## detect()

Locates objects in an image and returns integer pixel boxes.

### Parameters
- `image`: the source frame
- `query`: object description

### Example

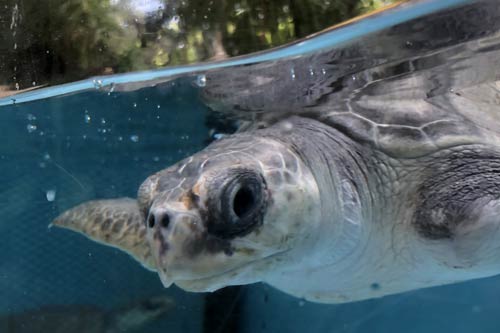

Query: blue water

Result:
[2,0,500,332]
[0,79,207,332]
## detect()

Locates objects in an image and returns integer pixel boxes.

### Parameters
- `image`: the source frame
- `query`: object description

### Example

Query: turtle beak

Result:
[146,201,206,288]
[145,197,268,292]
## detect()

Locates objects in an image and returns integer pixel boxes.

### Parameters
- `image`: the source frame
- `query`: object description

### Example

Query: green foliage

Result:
[0,0,400,91]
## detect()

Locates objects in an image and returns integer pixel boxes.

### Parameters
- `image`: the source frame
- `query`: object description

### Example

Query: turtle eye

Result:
[206,169,267,239]
[233,185,257,218]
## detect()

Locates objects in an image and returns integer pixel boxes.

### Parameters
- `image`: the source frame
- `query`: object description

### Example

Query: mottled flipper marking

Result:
[52,198,155,271]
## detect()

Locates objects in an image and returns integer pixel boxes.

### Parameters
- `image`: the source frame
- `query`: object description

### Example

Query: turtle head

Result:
[138,134,321,291]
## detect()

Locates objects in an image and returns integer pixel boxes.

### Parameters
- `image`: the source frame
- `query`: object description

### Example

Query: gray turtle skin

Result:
[53,1,500,303]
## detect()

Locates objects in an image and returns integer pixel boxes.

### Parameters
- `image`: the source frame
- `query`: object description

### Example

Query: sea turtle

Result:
[52,1,500,303]
[0,295,174,333]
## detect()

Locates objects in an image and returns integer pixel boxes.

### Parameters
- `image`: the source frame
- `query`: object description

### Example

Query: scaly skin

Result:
[53,116,500,303]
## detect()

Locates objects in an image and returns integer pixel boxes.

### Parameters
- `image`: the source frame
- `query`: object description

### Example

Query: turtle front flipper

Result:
[51,198,156,271]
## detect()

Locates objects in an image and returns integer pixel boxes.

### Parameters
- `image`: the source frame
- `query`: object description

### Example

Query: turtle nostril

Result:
[147,214,155,228]
[160,214,170,228]
[147,211,171,229]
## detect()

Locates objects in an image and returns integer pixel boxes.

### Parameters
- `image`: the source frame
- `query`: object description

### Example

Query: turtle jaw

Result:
[156,242,291,292]
[146,200,281,290]
[173,250,289,292]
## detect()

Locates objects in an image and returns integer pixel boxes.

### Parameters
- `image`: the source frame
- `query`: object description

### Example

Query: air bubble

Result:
[130,135,139,142]
[93,79,103,89]
[46,189,56,202]
[195,75,206,87]
[280,121,293,133]
[26,124,37,133]
[84,114,91,123]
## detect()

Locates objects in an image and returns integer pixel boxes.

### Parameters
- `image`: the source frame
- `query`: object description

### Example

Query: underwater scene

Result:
[2,0,500,332]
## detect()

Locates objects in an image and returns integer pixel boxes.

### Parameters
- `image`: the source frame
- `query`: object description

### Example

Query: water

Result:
[0,80,207,332]
[2,0,500,332]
